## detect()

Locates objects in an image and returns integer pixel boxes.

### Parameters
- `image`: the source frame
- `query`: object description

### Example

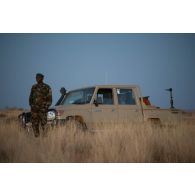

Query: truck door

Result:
[91,88,118,129]
[116,88,143,123]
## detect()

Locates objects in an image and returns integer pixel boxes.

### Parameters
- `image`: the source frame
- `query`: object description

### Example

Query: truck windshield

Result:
[63,87,95,105]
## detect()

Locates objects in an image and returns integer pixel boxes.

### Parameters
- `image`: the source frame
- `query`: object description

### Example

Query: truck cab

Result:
[55,85,145,129]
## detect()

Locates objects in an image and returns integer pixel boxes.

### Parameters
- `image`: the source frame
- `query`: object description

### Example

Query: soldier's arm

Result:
[46,87,52,108]
[29,86,34,106]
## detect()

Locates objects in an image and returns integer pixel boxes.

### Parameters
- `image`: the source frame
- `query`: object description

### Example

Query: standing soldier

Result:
[29,73,52,137]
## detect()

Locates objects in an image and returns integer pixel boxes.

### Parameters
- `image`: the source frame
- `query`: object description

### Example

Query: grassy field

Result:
[0,109,195,163]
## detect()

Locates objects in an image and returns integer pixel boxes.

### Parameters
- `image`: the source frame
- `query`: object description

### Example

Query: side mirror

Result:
[93,99,98,107]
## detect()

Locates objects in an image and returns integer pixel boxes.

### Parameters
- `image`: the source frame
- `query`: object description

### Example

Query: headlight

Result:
[47,110,56,120]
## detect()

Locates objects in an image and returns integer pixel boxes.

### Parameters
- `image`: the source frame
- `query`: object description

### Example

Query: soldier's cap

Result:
[36,73,44,78]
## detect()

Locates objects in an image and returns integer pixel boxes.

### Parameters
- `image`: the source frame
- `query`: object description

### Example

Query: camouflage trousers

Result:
[31,111,47,137]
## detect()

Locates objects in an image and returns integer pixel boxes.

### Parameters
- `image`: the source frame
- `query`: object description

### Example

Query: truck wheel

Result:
[64,117,87,131]
[147,118,162,128]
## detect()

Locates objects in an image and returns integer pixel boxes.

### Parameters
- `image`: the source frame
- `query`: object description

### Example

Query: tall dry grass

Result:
[0,109,195,163]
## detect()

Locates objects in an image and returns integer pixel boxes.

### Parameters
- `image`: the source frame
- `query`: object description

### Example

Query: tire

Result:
[59,117,87,131]
[147,118,162,128]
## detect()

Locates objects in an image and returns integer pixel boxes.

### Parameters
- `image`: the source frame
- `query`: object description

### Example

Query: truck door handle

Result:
[112,109,115,112]
[94,109,102,112]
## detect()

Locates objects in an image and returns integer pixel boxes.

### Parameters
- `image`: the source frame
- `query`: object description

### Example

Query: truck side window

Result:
[117,88,136,105]
[96,88,113,105]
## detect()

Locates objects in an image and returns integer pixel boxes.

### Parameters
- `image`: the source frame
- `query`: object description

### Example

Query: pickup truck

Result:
[55,85,195,130]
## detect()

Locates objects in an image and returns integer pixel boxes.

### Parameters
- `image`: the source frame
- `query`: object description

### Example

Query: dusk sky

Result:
[0,33,195,110]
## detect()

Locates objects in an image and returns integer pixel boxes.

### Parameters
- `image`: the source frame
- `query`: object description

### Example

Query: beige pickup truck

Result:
[55,85,195,130]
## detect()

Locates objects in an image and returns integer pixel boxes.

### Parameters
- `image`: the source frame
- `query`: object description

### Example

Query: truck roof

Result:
[69,84,140,92]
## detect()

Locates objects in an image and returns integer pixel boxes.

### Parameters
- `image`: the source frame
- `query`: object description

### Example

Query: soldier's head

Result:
[36,73,44,83]
[60,87,66,95]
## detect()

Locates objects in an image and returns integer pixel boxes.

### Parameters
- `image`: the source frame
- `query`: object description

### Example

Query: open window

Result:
[117,88,136,105]
[96,88,114,105]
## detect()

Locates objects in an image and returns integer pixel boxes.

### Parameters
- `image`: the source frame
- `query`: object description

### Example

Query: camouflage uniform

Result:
[29,81,52,137]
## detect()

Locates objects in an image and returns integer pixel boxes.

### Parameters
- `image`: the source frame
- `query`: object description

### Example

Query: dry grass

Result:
[0,109,195,163]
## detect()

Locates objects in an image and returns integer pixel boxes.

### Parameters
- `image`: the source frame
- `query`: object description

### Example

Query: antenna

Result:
[105,72,108,84]
[165,88,175,109]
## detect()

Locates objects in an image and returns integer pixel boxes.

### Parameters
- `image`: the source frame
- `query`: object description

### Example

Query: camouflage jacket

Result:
[29,82,52,112]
